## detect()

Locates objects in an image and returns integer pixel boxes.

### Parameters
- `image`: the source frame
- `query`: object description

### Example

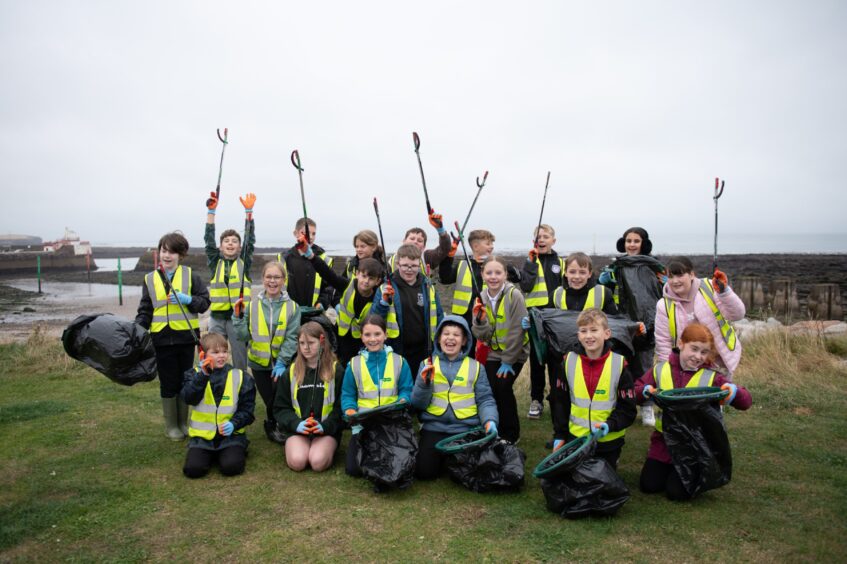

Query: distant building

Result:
[0,233,42,250]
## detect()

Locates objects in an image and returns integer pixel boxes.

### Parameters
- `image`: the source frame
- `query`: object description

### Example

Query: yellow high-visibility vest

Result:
[564,351,626,442]
[290,360,337,421]
[209,259,251,312]
[188,369,246,440]
[246,298,299,367]
[665,278,737,351]
[525,256,564,307]
[144,266,199,333]
[350,352,402,409]
[552,285,607,311]
[278,251,334,307]
[652,361,715,433]
[337,280,373,338]
[484,286,529,351]
[426,356,480,419]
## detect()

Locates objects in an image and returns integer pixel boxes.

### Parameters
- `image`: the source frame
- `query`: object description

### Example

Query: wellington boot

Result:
[177,399,190,435]
[162,397,185,440]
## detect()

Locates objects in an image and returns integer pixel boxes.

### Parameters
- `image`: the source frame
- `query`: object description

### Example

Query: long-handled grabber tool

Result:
[533,171,551,248]
[412,132,434,215]
[713,177,725,272]
[215,128,228,200]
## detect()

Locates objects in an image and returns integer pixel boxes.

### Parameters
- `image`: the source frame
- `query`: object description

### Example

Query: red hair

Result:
[679,323,716,362]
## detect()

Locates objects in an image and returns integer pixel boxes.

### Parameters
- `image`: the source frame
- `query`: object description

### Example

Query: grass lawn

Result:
[1,329,846,562]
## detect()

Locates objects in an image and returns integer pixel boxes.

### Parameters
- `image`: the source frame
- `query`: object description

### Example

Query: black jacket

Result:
[519,252,564,309]
[181,363,256,450]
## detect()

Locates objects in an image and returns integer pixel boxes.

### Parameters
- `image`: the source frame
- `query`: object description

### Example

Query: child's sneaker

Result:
[641,405,656,426]
[527,400,543,420]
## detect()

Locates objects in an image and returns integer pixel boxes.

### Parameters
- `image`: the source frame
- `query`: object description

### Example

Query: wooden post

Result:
[117,257,123,306]
[808,283,843,320]
[770,278,799,318]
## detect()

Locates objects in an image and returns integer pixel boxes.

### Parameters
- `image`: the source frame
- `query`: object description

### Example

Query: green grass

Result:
[2,329,846,562]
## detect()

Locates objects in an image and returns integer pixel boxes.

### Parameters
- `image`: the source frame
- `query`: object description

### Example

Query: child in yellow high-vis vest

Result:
[341,315,414,477]
[471,256,529,444]
[280,217,335,309]
[204,191,256,370]
[232,261,300,445]
[550,309,636,469]
[135,232,210,441]
[519,224,565,422]
[181,333,256,478]
[274,322,345,472]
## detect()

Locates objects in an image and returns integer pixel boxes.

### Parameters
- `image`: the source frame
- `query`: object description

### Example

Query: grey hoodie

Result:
[411,315,499,434]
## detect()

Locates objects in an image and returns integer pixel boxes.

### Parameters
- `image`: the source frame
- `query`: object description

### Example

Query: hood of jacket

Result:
[433,315,472,359]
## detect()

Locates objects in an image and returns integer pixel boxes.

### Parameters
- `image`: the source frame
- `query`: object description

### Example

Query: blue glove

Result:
[598,270,612,285]
[721,383,738,405]
[642,385,656,399]
[520,316,530,330]
[553,439,564,451]
[484,420,497,435]
[296,420,310,434]
[271,358,286,380]
[592,422,609,438]
[300,244,314,259]
[496,363,514,378]
[169,291,192,305]
[219,421,234,436]
[351,424,363,435]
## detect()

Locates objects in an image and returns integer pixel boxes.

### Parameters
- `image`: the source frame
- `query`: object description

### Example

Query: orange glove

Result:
[305,416,319,433]
[428,211,443,230]
[381,282,395,305]
[239,192,256,210]
[233,297,244,318]
[295,232,309,254]
[420,357,435,383]
[636,322,645,336]
[205,191,218,211]
[448,235,459,258]
[712,268,728,293]
[528,248,539,262]
[345,408,357,419]
[472,298,486,323]
[198,351,213,374]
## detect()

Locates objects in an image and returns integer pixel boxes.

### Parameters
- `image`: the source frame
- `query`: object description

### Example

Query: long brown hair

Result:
[293,322,337,385]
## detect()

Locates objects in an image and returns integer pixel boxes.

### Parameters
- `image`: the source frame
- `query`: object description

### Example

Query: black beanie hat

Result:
[616,227,652,255]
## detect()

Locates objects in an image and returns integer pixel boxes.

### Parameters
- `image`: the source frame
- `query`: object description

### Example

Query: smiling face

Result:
[668,271,697,297]
[482,260,507,293]
[220,235,242,260]
[534,228,556,254]
[397,257,420,285]
[263,265,285,297]
[361,323,386,352]
[403,232,426,251]
[158,246,181,272]
[679,340,713,371]
[470,239,494,260]
[438,324,467,360]
[624,231,643,256]
[565,260,591,290]
[354,238,377,260]
[355,271,380,296]
[577,321,611,358]
[206,346,229,369]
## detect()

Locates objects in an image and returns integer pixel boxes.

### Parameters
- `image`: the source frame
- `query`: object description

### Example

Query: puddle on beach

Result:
[4,279,141,301]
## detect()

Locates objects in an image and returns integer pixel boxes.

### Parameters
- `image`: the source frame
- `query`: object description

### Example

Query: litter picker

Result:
[454,220,482,300]
[459,170,488,237]
[713,177,725,272]
[291,150,309,238]
[372,197,393,281]
[533,171,551,248]
[215,128,228,200]
[412,132,434,215]
[156,265,202,353]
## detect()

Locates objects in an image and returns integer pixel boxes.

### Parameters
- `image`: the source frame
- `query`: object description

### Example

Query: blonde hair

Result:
[262,261,286,280]
[468,229,495,245]
[565,252,593,272]
[576,309,609,330]
[200,332,228,353]
[533,224,555,238]
[293,322,338,385]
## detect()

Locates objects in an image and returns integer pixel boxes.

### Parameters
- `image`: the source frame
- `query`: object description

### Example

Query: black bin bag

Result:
[62,314,157,386]
[653,387,732,498]
[436,428,525,493]
[529,309,641,363]
[355,406,418,492]
[614,254,664,332]
[534,435,630,518]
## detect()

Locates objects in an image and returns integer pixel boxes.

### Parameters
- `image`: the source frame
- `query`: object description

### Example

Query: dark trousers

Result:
[529,340,563,411]
[416,430,453,480]
[183,446,246,479]
[639,458,690,500]
[155,344,195,398]
[252,368,277,422]
[485,359,524,443]
[345,433,362,477]
[403,345,430,382]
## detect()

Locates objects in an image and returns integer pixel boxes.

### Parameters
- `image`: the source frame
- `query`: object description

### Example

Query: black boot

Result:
[264,420,287,444]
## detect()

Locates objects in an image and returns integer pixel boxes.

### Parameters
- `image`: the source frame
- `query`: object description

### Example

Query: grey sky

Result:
[2,1,845,253]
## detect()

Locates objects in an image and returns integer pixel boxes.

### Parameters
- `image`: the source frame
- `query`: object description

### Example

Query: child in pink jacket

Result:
[654,256,745,376]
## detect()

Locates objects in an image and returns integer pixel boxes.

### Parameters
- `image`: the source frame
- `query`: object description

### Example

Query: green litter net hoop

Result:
[434,427,497,454]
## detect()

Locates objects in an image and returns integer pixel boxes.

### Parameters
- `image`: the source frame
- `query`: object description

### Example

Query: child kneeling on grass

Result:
[635,323,751,500]
[411,315,498,480]
[550,309,636,469]
[181,333,256,478]
[273,322,345,472]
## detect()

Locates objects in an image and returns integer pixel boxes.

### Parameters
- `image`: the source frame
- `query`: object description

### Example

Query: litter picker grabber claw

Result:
[454,220,482,300]
[156,266,202,352]
[458,170,488,237]
[412,132,434,215]
[534,171,551,248]
[372,197,393,284]
[215,128,228,201]
[713,177,725,272]
[291,150,309,239]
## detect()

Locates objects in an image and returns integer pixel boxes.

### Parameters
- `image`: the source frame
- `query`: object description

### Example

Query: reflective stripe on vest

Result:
[278,252,333,307]
[653,361,715,433]
[485,286,529,351]
[247,299,297,367]
[665,278,737,351]
[425,356,480,419]
[565,351,626,442]
[525,256,564,307]
[552,285,605,310]
[145,266,199,333]
[290,360,337,420]
[337,280,373,338]
[209,259,251,311]
[451,261,475,315]
[384,283,438,342]
[350,352,401,408]
[188,369,246,440]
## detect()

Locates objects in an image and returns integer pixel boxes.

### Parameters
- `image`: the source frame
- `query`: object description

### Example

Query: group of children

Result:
[134,191,751,502]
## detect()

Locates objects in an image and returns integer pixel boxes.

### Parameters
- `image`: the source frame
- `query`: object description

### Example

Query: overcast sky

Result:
[2,1,845,254]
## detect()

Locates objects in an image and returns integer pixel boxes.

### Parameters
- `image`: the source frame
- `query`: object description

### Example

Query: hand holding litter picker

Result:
[420,357,435,384]
[713,177,725,272]
[412,132,434,215]
[215,128,228,201]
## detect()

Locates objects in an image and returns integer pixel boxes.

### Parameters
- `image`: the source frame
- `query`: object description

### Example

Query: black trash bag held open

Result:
[356,407,418,492]
[441,429,526,493]
[529,309,640,363]
[614,255,664,331]
[653,388,733,498]
[62,314,157,386]
[537,435,630,518]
